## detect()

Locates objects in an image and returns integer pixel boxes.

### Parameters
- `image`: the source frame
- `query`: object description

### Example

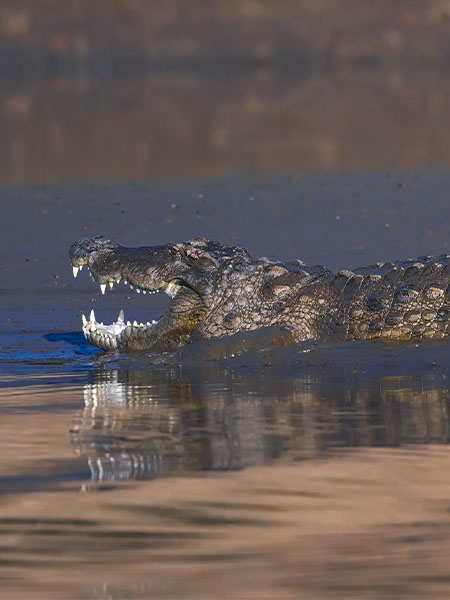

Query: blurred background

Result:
[2,0,450,184]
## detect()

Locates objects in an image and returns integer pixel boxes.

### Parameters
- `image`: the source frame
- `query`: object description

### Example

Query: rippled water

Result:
[2,335,450,599]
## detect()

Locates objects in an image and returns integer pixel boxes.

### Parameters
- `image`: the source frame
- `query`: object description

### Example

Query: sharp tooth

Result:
[73,266,79,278]
[91,321,97,332]
[79,265,83,272]
[130,285,134,290]
[136,289,140,294]
[100,284,106,295]
[82,314,87,326]
[117,309,124,323]
[133,320,138,327]
[152,319,157,324]
[90,309,96,323]
[139,322,144,327]
[146,321,151,326]
[116,279,120,284]
[108,281,114,289]
[126,321,131,326]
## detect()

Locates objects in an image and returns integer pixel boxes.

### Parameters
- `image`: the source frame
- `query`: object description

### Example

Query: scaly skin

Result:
[69,236,450,351]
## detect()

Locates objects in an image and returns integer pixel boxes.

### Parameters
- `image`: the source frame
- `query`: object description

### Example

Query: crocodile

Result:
[69,236,450,352]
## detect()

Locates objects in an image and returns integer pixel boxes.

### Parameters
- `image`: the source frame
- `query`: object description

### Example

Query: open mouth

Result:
[72,264,168,349]
[70,248,205,351]
[69,236,227,351]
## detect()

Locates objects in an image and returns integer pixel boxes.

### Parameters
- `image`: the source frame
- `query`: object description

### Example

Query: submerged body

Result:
[69,237,450,352]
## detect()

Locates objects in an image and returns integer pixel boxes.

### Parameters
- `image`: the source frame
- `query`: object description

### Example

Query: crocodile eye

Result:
[193,254,218,272]
[184,249,218,272]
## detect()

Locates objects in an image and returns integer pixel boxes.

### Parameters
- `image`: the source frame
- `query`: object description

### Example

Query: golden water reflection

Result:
[73,368,450,482]
[3,368,450,599]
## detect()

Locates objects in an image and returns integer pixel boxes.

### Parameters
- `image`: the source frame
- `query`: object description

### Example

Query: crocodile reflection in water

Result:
[72,368,450,482]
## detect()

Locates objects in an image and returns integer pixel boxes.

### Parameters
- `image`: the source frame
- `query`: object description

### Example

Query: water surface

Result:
[2,173,450,599]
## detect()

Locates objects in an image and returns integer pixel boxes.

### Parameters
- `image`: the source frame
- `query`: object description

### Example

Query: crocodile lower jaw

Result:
[81,309,159,350]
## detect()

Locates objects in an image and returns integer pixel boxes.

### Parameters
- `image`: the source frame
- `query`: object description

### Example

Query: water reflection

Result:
[73,367,450,482]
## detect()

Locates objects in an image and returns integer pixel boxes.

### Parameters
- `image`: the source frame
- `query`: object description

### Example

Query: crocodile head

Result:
[70,236,267,352]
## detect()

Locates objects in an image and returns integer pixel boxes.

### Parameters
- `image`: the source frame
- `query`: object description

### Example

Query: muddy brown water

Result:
[2,172,450,599]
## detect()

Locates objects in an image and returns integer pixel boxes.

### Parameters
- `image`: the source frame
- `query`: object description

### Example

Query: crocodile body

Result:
[69,236,450,352]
